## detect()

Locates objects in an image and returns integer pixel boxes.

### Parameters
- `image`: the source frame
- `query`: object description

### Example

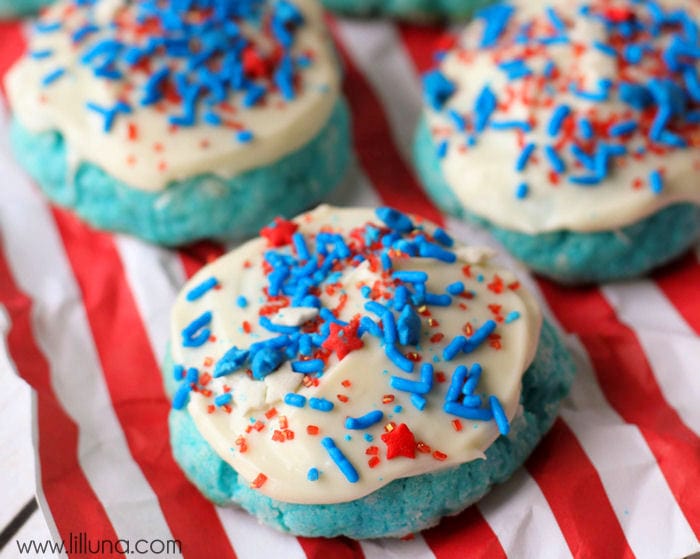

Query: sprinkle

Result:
[381,423,416,459]
[649,170,664,194]
[41,67,66,86]
[182,311,212,348]
[237,130,254,143]
[515,143,536,171]
[385,344,415,373]
[186,277,219,301]
[309,397,334,412]
[505,311,521,323]
[215,393,233,407]
[345,410,384,430]
[544,145,566,174]
[251,347,283,379]
[291,359,324,373]
[433,228,454,247]
[515,182,529,199]
[423,71,456,111]
[443,401,494,421]
[321,437,359,483]
[236,296,248,308]
[443,335,467,361]
[464,320,497,353]
[445,365,469,403]
[284,393,307,408]
[172,382,191,410]
[251,473,268,489]
[307,468,319,481]
[489,395,510,435]
[547,105,570,136]
[392,270,428,284]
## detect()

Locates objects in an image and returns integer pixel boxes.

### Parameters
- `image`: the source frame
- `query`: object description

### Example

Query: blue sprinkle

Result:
[445,365,468,403]
[42,67,66,86]
[186,277,219,301]
[422,70,456,111]
[392,270,428,284]
[544,145,566,174]
[259,315,299,334]
[436,140,449,159]
[464,320,497,353]
[236,295,248,308]
[608,120,638,137]
[446,281,465,295]
[394,405,403,413]
[433,228,454,247]
[477,4,515,48]
[30,49,53,59]
[291,359,325,374]
[345,410,384,430]
[215,392,233,407]
[251,347,283,379]
[385,344,414,373]
[505,311,521,323]
[237,130,254,143]
[283,392,306,408]
[214,346,249,378]
[424,293,452,306]
[182,311,212,347]
[443,401,494,421]
[307,468,319,482]
[186,367,199,383]
[649,170,664,195]
[515,182,529,199]
[593,40,618,57]
[491,120,532,132]
[474,85,497,132]
[397,305,421,346]
[418,242,456,263]
[309,397,334,412]
[410,394,427,411]
[548,105,570,137]
[380,251,393,271]
[515,143,536,172]
[375,207,414,233]
[173,364,185,382]
[545,6,567,33]
[489,395,510,435]
[321,437,359,483]
[443,335,467,361]
[172,382,191,410]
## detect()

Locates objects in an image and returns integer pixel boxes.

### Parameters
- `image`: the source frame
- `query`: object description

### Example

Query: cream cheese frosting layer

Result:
[5,0,339,192]
[169,205,542,505]
[422,0,700,234]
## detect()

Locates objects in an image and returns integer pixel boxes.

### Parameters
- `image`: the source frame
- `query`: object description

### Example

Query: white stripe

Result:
[334,19,423,165]
[0,105,175,544]
[114,235,186,364]
[214,507,306,559]
[527,283,699,559]
[361,534,436,559]
[477,469,572,559]
[602,282,700,437]
[560,340,699,559]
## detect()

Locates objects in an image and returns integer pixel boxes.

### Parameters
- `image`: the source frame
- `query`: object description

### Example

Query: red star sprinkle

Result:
[260,217,299,247]
[322,317,364,361]
[381,423,416,460]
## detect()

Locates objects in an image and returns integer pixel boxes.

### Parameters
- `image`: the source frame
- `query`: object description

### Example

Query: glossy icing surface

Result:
[170,206,542,504]
[5,0,339,191]
[422,0,700,233]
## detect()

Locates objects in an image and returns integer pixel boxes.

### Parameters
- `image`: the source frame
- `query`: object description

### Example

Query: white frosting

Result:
[170,205,543,505]
[5,0,340,192]
[424,0,700,234]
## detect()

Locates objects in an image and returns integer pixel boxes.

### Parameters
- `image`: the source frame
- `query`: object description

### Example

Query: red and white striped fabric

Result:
[1,14,699,559]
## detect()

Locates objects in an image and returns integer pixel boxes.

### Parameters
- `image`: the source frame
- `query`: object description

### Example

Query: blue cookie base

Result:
[321,0,494,21]
[414,117,700,284]
[0,0,51,17]
[10,98,352,246]
[164,320,575,539]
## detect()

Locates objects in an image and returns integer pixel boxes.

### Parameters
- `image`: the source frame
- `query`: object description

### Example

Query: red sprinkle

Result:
[251,473,268,489]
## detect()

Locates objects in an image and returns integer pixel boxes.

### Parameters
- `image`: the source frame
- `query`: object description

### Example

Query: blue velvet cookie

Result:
[164,205,575,539]
[320,0,495,22]
[414,1,700,283]
[5,0,351,246]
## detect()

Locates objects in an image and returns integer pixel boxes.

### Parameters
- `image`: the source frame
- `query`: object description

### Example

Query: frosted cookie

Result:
[5,0,351,246]
[0,0,52,18]
[320,0,494,22]
[414,0,700,283]
[165,205,575,539]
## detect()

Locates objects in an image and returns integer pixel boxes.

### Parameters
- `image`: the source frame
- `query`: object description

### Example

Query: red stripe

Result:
[538,279,700,538]
[0,246,123,558]
[423,506,506,559]
[178,241,226,279]
[297,537,365,559]
[50,209,238,559]
[526,418,634,558]
[327,17,443,226]
[396,24,444,74]
[653,253,700,335]
[0,21,25,93]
